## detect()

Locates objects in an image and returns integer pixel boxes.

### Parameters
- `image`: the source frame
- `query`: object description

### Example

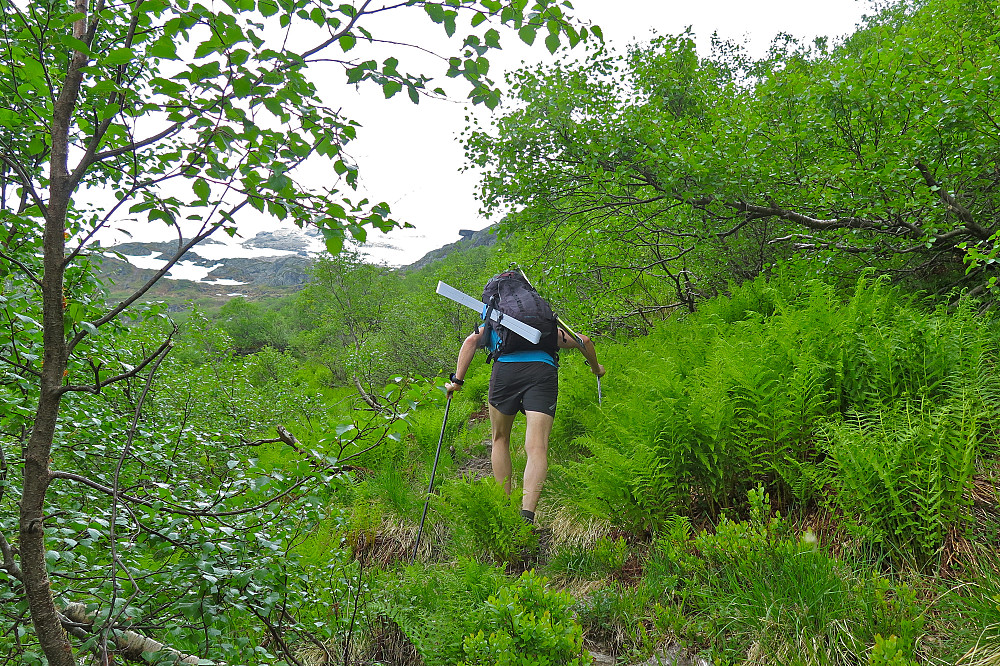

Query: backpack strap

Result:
[478,294,503,364]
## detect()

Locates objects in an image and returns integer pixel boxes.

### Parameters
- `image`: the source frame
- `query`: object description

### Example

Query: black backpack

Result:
[479,271,558,362]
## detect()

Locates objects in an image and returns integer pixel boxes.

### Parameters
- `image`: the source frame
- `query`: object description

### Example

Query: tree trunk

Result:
[19,2,89,663]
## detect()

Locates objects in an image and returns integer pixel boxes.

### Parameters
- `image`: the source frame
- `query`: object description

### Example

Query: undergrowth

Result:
[298,271,1000,666]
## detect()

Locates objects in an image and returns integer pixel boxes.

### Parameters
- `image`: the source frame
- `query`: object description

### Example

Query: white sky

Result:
[107,0,874,271]
[348,0,873,266]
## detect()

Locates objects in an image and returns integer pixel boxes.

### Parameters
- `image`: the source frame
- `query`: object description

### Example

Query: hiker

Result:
[443,272,605,524]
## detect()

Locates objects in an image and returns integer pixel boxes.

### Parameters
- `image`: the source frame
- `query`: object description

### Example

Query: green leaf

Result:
[265,172,290,190]
[99,103,121,122]
[382,80,403,98]
[193,177,210,201]
[0,109,19,128]
[518,26,537,45]
[348,224,367,243]
[322,228,344,255]
[14,312,40,329]
[104,47,135,66]
[148,38,178,60]
[544,33,560,54]
[339,33,356,51]
[424,2,445,23]
[59,34,91,55]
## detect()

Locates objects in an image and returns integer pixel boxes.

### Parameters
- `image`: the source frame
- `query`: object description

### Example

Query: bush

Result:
[869,635,919,666]
[459,570,593,666]
[683,489,925,665]
[372,559,510,666]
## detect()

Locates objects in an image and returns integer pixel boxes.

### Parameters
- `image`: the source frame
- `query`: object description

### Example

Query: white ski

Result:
[436,281,542,344]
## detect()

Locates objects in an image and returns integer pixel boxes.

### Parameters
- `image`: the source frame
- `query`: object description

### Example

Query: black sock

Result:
[520,509,535,524]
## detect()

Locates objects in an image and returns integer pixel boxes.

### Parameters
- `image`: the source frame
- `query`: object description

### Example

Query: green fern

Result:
[823,402,977,567]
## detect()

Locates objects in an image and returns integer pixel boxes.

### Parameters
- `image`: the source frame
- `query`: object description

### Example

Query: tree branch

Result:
[732,201,885,231]
[48,468,314,518]
[914,159,992,239]
[62,603,207,665]
[0,531,22,582]
[61,330,175,394]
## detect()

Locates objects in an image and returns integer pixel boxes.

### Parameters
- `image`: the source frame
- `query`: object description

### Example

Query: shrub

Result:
[869,634,919,666]
[372,559,509,666]
[459,570,593,666]
[573,582,652,659]
[685,489,924,664]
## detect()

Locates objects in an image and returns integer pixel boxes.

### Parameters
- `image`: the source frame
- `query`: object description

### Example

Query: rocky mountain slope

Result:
[95,226,495,310]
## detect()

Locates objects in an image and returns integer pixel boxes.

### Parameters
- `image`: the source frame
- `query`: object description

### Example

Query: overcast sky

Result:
[340,0,874,265]
[114,0,875,274]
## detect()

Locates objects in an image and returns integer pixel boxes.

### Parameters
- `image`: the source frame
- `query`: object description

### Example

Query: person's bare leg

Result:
[522,410,554,514]
[489,405,516,494]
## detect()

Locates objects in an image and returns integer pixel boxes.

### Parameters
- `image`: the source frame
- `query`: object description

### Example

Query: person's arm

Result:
[557,329,605,377]
[445,328,481,393]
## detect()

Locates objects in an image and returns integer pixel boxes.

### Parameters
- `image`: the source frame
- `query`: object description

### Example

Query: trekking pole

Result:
[412,390,453,563]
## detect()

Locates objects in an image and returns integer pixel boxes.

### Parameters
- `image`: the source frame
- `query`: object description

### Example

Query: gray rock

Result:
[205,255,312,287]
[242,229,317,255]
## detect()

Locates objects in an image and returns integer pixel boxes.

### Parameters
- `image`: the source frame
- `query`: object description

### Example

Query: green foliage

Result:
[459,570,593,666]
[283,247,503,391]
[869,635,919,666]
[218,297,289,354]
[547,535,629,581]
[573,582,655,659]
[939,553,1000,663]
[651,489,927,665]
[823,403,978,567]
[438,476,535,565]
[550,272,999,546]
[469,0,1000,326]
[373,559,510,666]
[2,0,596,655]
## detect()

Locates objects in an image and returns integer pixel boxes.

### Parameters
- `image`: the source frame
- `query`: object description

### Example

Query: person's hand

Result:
[445,380,464,394]
[592,363,606,378]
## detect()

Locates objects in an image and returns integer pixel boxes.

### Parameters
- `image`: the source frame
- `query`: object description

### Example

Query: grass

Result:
[274,273,1000,666]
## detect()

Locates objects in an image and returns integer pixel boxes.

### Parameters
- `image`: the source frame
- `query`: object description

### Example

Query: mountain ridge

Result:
[96,225,496,309]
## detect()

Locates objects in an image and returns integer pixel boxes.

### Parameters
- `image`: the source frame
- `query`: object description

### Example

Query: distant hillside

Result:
[95,225,495,311]
[400,226,496,272]
[95,232,316,312]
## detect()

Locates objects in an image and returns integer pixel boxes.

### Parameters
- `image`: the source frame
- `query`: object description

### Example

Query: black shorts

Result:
[489,361,558,417]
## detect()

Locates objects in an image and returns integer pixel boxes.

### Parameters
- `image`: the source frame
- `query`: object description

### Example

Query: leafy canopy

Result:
[467,0,1000,327]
